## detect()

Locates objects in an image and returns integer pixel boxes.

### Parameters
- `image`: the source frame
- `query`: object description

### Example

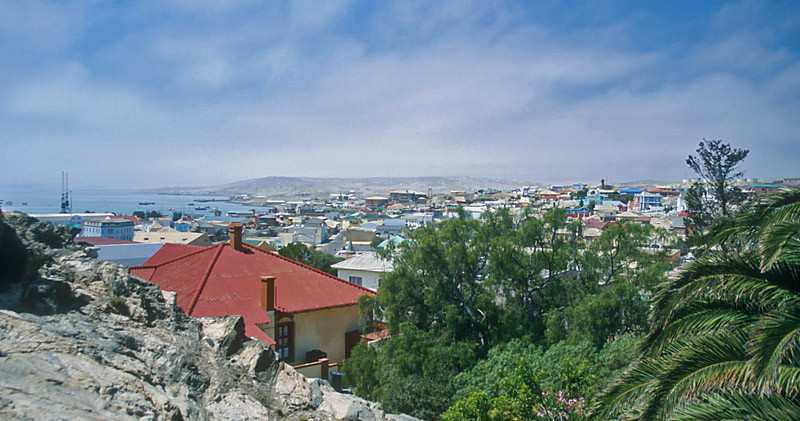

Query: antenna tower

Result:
[60,171,72,214]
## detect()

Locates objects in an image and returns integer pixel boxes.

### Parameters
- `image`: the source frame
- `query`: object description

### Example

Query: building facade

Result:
[81,219,135,240]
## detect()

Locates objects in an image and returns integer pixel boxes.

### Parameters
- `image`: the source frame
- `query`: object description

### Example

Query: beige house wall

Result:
[291,305,361,365]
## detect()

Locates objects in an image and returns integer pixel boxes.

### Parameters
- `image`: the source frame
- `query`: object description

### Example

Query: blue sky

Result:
[2,0,799,189]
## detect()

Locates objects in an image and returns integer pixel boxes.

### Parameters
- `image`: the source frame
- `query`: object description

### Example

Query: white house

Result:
[331,252,394,291]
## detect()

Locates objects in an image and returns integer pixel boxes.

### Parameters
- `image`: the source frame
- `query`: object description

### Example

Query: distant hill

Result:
[145,176,532,198]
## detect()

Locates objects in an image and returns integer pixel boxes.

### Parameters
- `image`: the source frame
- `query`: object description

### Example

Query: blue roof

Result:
[620,188,643,194]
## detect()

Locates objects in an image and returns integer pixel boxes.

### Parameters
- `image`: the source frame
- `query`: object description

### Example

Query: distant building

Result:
[747,184,780,195]
[782,177,800,186]
[30,213,114,227]
[134,229,212,246]
[81,219,135,241]
[365,197,389,209]
[630,192,663,212]
[389,191,425,204]
[74,237,162,266]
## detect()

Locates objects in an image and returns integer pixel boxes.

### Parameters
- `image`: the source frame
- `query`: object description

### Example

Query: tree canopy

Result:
[685,139,749,236]
[344,207,677,418]
[277,242,342,275]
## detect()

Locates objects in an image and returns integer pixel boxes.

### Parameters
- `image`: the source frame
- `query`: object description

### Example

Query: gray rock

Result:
[0,212,414,420]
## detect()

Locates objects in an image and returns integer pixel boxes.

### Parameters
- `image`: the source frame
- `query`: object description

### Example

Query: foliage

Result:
[342,323,477,419]
[593,188,800,420]
[379,210,498,353]
[346,206,675,418]
[444,354,589,421]
[172,211,182,221]
[277,242,343,275]
[133,210,164,220]
[685,139,749,239]
[451,335,638,409]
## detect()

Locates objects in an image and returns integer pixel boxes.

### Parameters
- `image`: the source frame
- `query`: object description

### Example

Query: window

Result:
[349,276,362,286]
[276,322,294,362]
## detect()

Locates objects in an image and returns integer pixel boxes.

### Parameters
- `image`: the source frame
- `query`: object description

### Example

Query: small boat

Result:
[21,202,27,205]
[195,206,209,211]
[139,201,155,205]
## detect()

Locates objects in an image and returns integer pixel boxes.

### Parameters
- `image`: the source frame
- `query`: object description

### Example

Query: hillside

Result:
[0,212,411,420]
[145,176,530,198]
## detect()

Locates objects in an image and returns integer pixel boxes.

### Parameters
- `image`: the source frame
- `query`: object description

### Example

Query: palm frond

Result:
[760,222,800,272]
[670,391,800,421]
[750,308,800,382]
[590,356,666,419]
[642,306,755,356]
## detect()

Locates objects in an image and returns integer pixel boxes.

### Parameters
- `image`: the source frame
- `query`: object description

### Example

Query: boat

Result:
[139,202,155,205]
[195,206,209,211]
[6,201,12,205]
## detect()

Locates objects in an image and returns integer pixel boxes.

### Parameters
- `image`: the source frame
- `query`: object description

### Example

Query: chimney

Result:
[229,222,243,250]
[260,276,275,311]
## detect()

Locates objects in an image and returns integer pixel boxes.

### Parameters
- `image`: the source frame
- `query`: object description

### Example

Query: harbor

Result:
[0,186,273,217]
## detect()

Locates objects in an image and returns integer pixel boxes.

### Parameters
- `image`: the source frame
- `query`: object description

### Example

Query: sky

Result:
[1,0,799,189]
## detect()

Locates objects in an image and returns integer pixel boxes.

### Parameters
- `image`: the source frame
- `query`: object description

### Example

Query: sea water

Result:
[0,186,272,217]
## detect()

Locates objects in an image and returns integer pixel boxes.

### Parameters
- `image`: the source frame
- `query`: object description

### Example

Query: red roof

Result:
[144,243,206,266]
[109,215,142,223]
[582,219,609,230]
[74,236,137,246]
[131,242,374,345]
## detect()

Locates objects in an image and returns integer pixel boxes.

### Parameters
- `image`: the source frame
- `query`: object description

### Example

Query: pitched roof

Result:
[331,252,394,273]
[144,243,206,266]
[131,242,374,344]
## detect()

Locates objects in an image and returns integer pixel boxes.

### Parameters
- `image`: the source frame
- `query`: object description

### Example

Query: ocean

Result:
[0,186,273,217]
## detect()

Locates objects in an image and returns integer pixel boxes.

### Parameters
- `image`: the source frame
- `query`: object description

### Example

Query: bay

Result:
[0,186,273,217]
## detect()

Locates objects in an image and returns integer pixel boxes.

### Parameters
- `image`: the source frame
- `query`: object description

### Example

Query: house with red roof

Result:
[130,223,374,371]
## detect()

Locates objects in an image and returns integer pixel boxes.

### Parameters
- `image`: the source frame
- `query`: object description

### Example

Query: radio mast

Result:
[60,171,72,214]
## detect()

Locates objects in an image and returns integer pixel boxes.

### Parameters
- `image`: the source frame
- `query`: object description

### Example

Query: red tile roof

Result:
[582,219,609,230]
[130,242,374,345]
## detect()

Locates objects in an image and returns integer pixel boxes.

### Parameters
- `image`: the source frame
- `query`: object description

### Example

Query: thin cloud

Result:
[0,0,798,188]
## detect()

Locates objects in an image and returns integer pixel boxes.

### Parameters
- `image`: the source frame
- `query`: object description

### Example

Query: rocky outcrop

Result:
[0,212,403,420]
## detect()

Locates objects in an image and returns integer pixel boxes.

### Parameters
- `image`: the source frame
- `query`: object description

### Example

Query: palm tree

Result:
[592,188,800,420]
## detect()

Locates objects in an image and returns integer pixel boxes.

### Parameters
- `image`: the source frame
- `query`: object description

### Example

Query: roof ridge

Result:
[242,243,375,295]
[133,244,211,269]
[187,243,226,314]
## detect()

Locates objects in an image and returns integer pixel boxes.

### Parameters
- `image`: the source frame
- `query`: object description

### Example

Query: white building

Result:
[331,252,394,291]
[81,219,135,241]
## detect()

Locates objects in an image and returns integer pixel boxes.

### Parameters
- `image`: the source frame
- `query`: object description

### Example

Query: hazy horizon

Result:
[2,1,799,189]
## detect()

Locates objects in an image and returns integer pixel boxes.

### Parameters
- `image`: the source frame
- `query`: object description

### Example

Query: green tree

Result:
[685,139,749,236]
[547,221,675,347]
[277,242,342,275]
[343,323,477,419]
[379,210,498,353]
[593,188,800,419]
[346,207,675,419]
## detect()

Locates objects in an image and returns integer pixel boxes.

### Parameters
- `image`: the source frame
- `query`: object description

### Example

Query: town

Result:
[20,175,797,392]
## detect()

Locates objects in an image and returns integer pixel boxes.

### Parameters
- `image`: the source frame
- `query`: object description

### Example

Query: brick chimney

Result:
[229,222,243,250]
[260,275,275,311]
